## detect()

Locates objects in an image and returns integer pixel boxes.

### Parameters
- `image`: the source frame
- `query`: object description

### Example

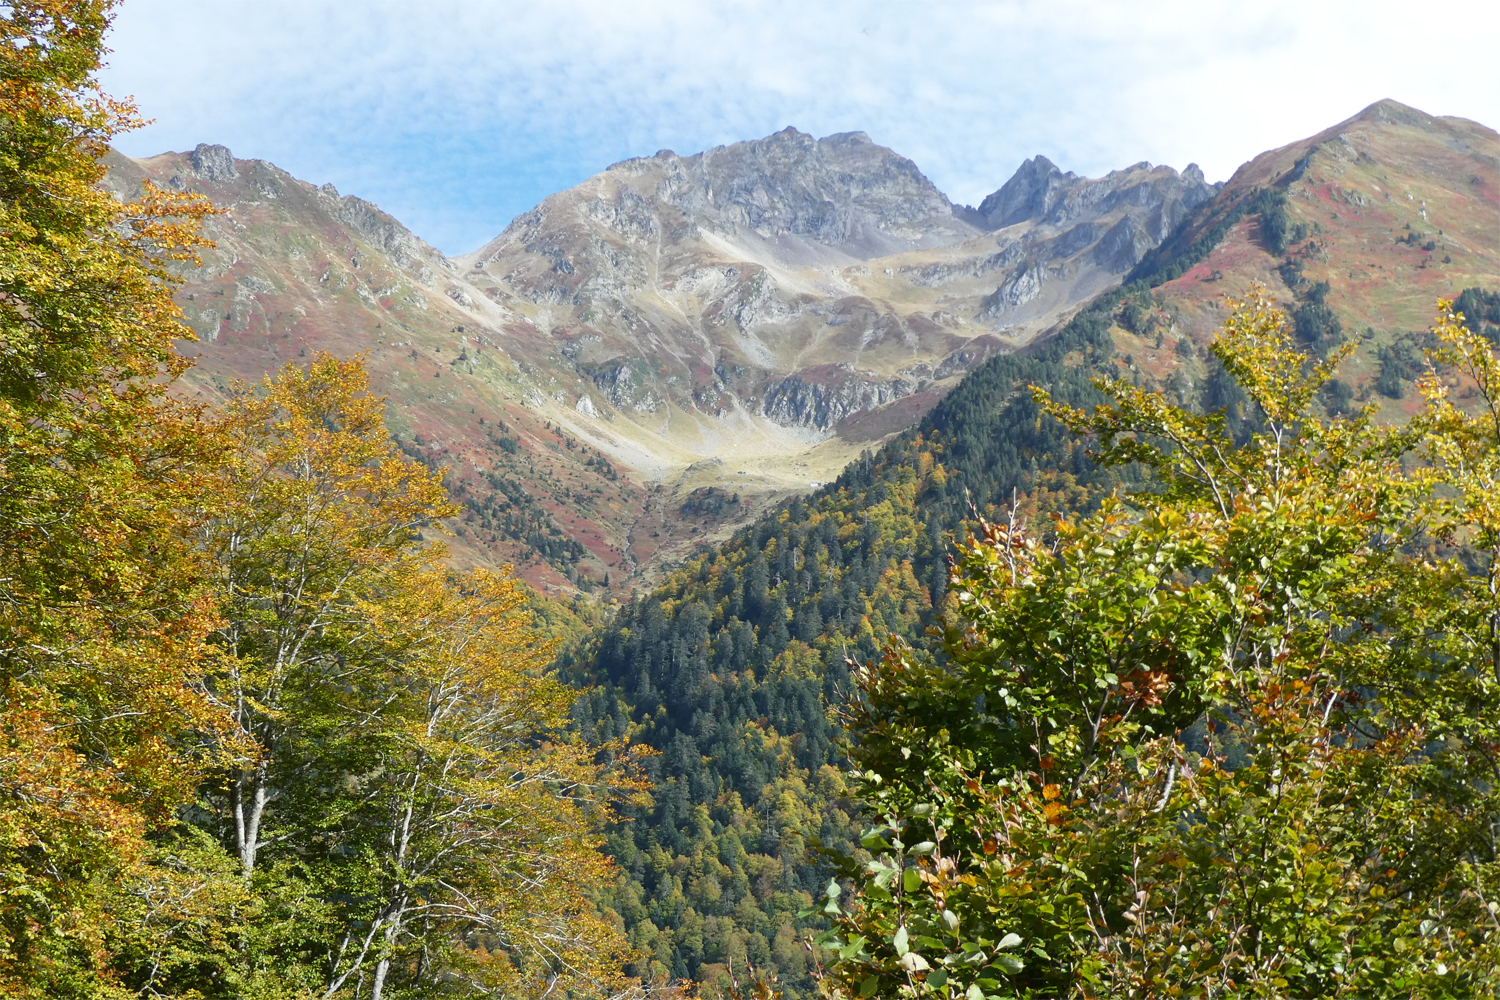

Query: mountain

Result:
[554,101,1498,997]
[460,128,1218,442]
[1120,99,1499,416]
[103,98,1498,999]
[109,130,1217,594]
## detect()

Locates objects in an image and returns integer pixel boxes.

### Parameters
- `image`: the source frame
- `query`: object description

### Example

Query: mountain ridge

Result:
[128,100,1495,599]
[122,127,1220,594]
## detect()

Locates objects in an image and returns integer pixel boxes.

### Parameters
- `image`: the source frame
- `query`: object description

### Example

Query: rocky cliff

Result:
[457,127,1218,443]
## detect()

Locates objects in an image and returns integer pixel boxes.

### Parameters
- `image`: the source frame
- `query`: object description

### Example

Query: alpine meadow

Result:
[2,2,1498,999]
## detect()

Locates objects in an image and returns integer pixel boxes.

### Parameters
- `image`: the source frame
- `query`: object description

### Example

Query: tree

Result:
[322,568,647,1000]
[200,353,454,881]
[821,290,1500,999]
[0,2,228,994]
[190,354,647,999]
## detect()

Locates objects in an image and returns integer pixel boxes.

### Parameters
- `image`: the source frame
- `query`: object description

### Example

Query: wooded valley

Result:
[3,3,1499,999]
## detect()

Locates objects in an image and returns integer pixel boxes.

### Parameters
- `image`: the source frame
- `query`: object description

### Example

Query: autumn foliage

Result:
[9,4,1500,1000]
[0,1,224,991]
[821,292,1500,998]
[0,4,644,998]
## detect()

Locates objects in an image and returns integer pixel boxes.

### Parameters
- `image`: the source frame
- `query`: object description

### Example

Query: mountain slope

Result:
[1120,99,1498,413]
[560,100,1498,996]
[104,146,658,596]
[116,132,1217,594]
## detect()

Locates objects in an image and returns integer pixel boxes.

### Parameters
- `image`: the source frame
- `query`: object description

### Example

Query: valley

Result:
[13,2,1500,995]
[549,100,1500,996]
[108,126,1221,594]
[103,100,1500,995]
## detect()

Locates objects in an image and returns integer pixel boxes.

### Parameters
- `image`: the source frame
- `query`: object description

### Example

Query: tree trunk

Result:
[370,896,406,1000]
[235,760,269,877]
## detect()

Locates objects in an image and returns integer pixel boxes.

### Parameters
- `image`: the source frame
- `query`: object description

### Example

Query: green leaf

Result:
[860,977,879,998]
[997,932,1022,951]
[894,925,910,957]
[996,954,1025,974]
[902,867,923,893]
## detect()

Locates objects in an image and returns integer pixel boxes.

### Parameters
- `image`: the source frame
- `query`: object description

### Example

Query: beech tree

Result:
[183,355,647,1000]
[0,2,230,994]
[323,568,646,1000]
[201,353,454,880]
[822,292,1500,999]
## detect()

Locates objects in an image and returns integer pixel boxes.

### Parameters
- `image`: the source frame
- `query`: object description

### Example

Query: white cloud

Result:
[99,0,1500,254]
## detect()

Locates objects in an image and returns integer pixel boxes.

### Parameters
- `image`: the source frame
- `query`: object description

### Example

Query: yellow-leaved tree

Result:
[333,567,646,1000]
[0,1,232,995]
[202,353,455,882]
[177,354,650,1000]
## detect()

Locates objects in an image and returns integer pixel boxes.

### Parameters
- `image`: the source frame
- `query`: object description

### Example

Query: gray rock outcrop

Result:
[189,143,238,181]
[761,365,915,430]
[967,156,1220,234]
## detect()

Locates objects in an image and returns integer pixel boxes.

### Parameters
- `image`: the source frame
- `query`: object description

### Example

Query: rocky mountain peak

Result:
[189,142,237,181]
[971,154,1072,229]
[594,127,976,259]
[679,126,974,255]
[1355,98,1440,130]
[968,154,1219,241]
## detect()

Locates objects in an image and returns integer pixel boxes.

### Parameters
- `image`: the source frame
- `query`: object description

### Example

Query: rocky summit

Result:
[459,127,1218,450]
[111,102,1496,595]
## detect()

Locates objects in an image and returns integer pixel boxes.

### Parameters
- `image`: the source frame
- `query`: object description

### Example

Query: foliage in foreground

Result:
[133,356,646,1000]
[0,3,646,997]
[0,1,224,991]
[820,293,1500,999]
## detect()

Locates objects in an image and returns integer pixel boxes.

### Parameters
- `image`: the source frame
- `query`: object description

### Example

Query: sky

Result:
[99,0,1500,257]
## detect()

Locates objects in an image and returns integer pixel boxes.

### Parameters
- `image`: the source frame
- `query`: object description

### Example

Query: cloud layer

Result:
[99,0,1500,255]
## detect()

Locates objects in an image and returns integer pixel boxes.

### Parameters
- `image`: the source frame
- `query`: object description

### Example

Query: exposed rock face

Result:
[761,364,916,430]
[1092,215,1153,271]
[322,191,449,283]
[970,155,1070,229]
[978,261,1047,319]
[452,130,1226,454]
[645,128,977,256]
[967,155,1218,237]
[189,143,237,181]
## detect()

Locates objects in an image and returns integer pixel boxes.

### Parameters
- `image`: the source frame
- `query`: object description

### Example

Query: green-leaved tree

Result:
[821,290,1500,999]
